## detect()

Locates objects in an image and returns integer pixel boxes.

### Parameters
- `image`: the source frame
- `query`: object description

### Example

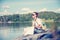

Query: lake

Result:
[0,22,60,40]
[0,23,32,40]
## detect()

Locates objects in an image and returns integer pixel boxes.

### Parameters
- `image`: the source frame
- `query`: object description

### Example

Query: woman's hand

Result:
[37,24,42,28]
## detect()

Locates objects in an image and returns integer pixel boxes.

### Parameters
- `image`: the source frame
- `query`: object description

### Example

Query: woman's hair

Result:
[33,12,38,17]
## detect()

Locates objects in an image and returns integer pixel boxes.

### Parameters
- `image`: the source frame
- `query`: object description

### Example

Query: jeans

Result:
[34,27,46,34]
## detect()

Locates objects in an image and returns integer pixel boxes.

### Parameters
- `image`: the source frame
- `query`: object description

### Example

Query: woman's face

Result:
[32,13,36,19]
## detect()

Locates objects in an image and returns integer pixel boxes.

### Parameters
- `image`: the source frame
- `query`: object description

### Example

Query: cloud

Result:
[21,8,35,14]
[55,8,60,12]
[52,8,60,13]
[0,8,60,16]
[39,8,60,13]
[2,5,10,9]
[0,10,13,16]
[0,12,4,16]
[58,8,60,11]
[21,8,31,11]
[40,8,47,12]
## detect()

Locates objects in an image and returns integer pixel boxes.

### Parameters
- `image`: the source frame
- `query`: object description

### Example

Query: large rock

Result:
[14,32,51,40]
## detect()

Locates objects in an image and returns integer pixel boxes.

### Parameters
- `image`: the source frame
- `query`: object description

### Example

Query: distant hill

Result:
[0,11,60,22]
[38,11,60,20]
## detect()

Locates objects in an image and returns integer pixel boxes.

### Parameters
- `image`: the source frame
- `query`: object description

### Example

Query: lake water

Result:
[0,27,24,40]
[0,22,60,40]
[0,23,31,40]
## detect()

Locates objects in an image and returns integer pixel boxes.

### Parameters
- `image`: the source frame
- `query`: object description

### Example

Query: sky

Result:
[0,0,60,15]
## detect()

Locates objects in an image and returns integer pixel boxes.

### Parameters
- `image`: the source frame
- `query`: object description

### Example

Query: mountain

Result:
[0,11,60,22]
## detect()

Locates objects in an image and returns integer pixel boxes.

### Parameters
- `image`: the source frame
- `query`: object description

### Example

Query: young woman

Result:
[32,12,46,34]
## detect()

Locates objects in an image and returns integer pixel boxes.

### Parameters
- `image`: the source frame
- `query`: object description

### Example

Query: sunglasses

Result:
[32,14,35,16]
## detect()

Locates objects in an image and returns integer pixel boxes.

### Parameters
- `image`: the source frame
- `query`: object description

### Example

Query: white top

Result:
[32,18,43,28]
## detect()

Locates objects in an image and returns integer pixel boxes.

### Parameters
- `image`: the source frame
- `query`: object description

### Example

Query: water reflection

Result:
[0,22,31,27]
[0,27,24,40]
[0,23,31,40]
[0,22,60,40]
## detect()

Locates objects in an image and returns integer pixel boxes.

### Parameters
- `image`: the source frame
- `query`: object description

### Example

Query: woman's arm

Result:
[32,21,34,27]
[37,19,46,30]
[36,19,43,28]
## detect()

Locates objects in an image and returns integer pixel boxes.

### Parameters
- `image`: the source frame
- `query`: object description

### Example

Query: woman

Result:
[32,12,46,34]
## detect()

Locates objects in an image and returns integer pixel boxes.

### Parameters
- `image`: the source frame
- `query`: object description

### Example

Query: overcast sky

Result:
[0,0,60,15]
